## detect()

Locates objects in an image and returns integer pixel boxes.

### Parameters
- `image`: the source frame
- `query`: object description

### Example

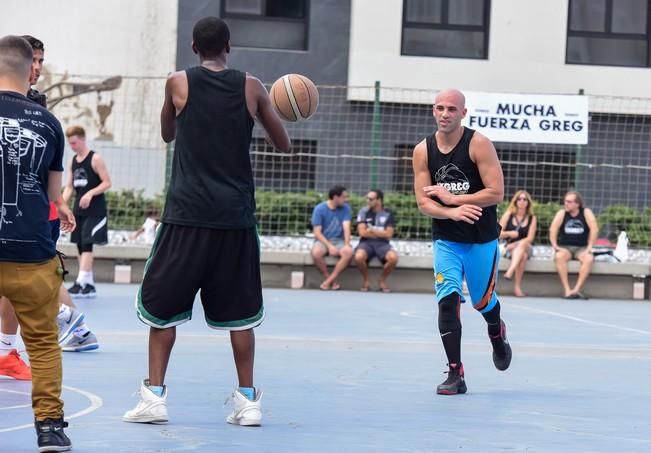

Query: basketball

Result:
[269,74,319,122]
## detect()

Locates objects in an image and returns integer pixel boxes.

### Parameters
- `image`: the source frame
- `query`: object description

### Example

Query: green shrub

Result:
[105,189,651,246]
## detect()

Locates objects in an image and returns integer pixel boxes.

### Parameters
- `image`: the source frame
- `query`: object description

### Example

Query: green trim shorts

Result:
[136,224,264,330]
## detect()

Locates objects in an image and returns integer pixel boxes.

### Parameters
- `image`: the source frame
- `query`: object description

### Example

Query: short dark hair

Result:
[0,35,33,79]
[370,188,384,202]
[21,35,44,51]
[328,185,347,199]
[192,17,230,57]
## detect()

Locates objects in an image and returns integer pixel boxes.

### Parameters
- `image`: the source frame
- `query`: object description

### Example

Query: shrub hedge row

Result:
[105,190,651,247]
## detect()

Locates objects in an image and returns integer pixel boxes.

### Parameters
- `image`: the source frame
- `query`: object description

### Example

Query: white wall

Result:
[1,0,178,77]
[349,0,651,102]
[1,1,178,195]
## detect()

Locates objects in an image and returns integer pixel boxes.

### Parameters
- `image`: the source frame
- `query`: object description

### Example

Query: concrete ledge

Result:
[57,243,650,300]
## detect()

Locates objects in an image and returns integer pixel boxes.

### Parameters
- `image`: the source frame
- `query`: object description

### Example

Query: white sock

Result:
[77,271,94,286]
[0,334,17,354]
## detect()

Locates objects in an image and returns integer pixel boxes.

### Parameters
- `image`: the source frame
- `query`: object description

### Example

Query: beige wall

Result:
[1,0,177,77]
[349,0,651,102]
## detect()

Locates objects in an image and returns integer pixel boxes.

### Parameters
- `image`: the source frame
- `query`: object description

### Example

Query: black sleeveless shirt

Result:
[71,151,107,217]
[504,214,532,244]
[426,127,499,243]
[558,208,590,246]
[162,67,255,229]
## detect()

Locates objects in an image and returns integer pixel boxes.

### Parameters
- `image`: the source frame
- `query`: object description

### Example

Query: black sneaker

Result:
[35,417,72,452]
[436,363,467,395]
[67,283,83,297]
[489,320,512,371]
[79,284,97,299]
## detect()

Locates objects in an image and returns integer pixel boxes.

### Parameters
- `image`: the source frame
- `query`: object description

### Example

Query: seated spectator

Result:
[310,185,353,290]
[548,190,599,299]
[130,208,160,244]
[354,189,399,293]
[499,190,537,297]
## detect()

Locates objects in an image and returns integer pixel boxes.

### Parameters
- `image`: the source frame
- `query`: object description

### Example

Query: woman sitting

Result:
[499,190,537,297]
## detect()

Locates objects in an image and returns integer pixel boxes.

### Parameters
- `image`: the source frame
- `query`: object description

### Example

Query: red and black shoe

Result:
[436,363,467,395]
[489,320,512,371]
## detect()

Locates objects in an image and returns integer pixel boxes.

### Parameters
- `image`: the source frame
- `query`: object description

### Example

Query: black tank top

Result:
[426,127,499,243]
[162,67,255,229]
[558,208,590,246]
[71,150,106,217]
[504,214,532,244]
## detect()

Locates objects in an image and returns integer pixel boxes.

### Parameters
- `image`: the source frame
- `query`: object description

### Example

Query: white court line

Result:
[512,304,651,335]
[0,389,31,410]
[0,385,103,433]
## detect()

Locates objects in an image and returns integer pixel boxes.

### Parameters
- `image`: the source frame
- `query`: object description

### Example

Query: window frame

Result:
[220,0,310,51]
[400,0,492,60]
[565,0,651,67]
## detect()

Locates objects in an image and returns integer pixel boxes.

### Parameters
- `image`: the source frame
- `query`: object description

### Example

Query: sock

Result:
[239,386,255,400]
[148,385,164,397]
[0,334,16,354]
[441,329,462,365]
[86,272,95,286]
[481,301,501,337]
[73,323,90,337]
[57,304,71,320]
[75,271,87,286]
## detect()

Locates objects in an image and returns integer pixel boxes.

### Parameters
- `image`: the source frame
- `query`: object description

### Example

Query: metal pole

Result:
[370,80,381,187]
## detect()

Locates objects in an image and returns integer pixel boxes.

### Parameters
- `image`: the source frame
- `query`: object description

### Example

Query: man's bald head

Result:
[435,89,466,109]
[0,35,33,82]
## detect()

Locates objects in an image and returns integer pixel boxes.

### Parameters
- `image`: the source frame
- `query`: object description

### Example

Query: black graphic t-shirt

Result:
[426,127,499,243]
[0,91,64,262]
[558,209,590,247]
[356,207,396,245]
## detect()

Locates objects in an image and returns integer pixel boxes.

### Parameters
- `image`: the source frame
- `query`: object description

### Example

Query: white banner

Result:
[461,91,588,144]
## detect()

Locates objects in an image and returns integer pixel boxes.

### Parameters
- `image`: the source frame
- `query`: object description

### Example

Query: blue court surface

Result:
[1,285,650,452]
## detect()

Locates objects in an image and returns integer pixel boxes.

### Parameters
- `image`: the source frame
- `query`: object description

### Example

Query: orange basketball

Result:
[269,74,319,122]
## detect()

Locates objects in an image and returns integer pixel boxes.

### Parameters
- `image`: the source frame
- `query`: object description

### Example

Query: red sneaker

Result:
[0,349,32,380]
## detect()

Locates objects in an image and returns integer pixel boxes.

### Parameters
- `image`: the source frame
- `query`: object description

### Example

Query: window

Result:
[566,0,651,67]
[251,137,316,190]
[401,0,491,59]
[221,0,309,51]
[498,148,576,204]
[392,144,415,193]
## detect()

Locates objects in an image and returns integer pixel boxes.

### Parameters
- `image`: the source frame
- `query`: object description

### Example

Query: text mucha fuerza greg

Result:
[467,103,584,132]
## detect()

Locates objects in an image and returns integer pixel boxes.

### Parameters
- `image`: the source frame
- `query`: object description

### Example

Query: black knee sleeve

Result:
[77,242,93,254]
[438,293,462,332]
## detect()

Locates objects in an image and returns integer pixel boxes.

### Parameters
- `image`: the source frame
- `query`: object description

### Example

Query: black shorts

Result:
[136,223,264,330]
[356,241,393,263]
[70,215,108,248]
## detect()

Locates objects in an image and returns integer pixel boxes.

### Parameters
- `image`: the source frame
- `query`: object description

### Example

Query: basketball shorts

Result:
[70,215,108,249]
[433,239,500,313]
[136,223,264,330]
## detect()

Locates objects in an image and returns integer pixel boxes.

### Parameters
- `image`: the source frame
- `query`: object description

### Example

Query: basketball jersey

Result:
[558,208,590,246]
[71,150,107,217]
[162,67,255,229]
[426,127,499,243]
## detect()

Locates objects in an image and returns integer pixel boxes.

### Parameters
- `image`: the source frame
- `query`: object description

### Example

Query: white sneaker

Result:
[122,379,168,423]
[226,389,262,427]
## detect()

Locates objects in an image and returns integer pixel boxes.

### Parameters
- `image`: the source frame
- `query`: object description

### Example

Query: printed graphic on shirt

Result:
[0,116,48,234]
[434,163,470,195]
[564,219,585,235]
[73,167,89,188]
